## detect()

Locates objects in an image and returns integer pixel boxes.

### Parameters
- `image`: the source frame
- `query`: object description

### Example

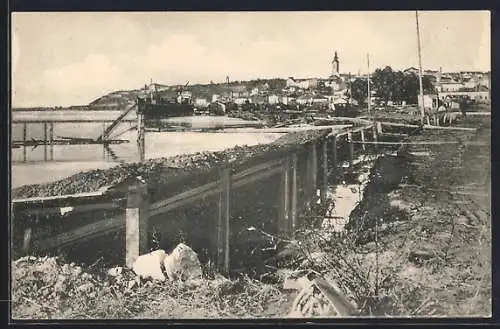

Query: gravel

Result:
[12,129,331,199]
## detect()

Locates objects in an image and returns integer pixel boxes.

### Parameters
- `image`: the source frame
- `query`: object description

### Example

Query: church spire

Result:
[332,51,340,76]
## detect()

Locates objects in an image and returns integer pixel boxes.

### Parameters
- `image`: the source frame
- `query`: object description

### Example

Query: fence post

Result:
[49,122,54,161]
[217,167,231,274]
[320,139,328,204]
[43,122,48,161]
[347,132,354,167]
[376,122,383,135]
[137,112,145,161]
[311,142,318,196]
[331,135,337,180]
[360,128,366,151]
[22,227,33,255]
[23,122,27,162]
[125,180,149,268]
[372,125,378,143]
[290,154,298,234]
[278,157,291,236]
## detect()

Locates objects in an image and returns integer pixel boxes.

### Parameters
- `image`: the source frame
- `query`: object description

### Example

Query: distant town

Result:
[14,51,491,114]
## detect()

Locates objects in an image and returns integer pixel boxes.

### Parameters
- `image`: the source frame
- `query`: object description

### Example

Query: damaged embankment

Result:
[12,118,490,318]
[281,116,491,317]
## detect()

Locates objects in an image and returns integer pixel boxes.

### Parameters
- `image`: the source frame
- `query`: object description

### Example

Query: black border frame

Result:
[3,1,498,327]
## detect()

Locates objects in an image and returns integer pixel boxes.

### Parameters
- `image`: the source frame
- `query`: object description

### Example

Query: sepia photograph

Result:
[10,11,491,320]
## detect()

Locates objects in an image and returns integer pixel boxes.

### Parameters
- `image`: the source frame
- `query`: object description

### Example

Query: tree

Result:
[350,78,368,105]
[402,73,435,104]
[371,66,396,105]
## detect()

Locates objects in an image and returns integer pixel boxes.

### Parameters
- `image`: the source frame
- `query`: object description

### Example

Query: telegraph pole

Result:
[416,11,425,123]
[367,53,371,119]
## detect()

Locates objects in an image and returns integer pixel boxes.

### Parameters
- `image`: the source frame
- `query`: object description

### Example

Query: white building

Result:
[234,97,250,105]
[194,98,209,108]
[439,82,464,92]
[268,95,279,104]
[212,94,220,102]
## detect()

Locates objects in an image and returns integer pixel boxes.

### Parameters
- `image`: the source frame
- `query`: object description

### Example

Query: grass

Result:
[11,256,289,320]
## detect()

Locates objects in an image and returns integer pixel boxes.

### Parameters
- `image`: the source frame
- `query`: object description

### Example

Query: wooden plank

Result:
[148,163,283,217]
[380,121,477,132]
[233,159,283,181]
[12,119,136,124]
[291,154,298,234]
[12,185,113,204]
[232,165,283,188]
[330,125,370,138]
[350,141,489,146]
[312,116,372,125]
[34,214,125,251]
[125,181,149,268]
[148,181,220,216]
[221,125,351,133]
[18,202,119,216]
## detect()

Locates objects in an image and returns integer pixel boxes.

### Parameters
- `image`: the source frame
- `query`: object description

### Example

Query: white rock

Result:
[107,266,123,277]
[163,243,203,281]
[132,249,167,281]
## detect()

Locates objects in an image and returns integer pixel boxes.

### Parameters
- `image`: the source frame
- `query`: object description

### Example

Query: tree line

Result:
[349,66,435,106]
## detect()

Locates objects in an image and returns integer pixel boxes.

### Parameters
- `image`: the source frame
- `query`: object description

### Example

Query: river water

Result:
[11,111,282,188]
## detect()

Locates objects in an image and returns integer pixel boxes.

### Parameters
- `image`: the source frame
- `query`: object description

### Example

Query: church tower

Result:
[332,51,340,76]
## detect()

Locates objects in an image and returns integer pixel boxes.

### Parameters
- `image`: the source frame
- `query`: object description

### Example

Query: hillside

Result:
[87,78,287,110]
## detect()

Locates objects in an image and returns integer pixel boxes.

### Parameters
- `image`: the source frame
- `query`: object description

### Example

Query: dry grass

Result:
[11,256,289,320]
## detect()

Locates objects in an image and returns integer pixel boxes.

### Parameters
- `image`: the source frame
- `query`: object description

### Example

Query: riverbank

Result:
[11,116,491,319]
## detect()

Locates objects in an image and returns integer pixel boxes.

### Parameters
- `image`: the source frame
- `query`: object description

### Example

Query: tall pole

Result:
[416,11,425,123]
[367,53,371,119]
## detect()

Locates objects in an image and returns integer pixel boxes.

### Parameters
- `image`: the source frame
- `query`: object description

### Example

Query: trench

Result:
[14,133,412,283]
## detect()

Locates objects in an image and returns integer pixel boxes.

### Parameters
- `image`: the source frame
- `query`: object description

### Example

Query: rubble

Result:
[132,249,167,281]
[163,243,203,281]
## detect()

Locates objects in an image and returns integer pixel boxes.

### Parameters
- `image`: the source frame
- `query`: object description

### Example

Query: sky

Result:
[11,11,490,107]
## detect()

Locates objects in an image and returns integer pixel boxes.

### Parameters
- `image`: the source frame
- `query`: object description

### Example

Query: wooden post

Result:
[43,122,48,161]
[217,167,231,274]
[278,157,290,236]
[49,122,54,161]
[376,122,383,135]
[137,112,145,161]
[360,128,366,151]
[320,140,328,204]
[103,123,107,160]
[290,154,298,234]
[22,227,32,255]
[23,122,27,162]
[311,142,317,193]
[347,132,354,167]
[331,135,337,178]
[125,180,149,268]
